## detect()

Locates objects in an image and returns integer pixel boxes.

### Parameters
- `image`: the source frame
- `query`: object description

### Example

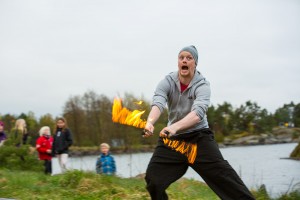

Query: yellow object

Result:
[112,97,146,129]
[163,138,197,164]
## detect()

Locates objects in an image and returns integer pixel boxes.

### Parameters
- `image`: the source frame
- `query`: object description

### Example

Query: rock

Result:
[275,134,293,143]
[246,139,260,145]
[264,138,279,144]
[231,135,260,145]
[218,143,226,148]
[260,134,269,139]
[223,138,232,145]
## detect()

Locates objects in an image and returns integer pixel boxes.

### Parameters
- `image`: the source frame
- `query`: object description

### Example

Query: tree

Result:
[293,103,300,127]
[63,95,85,146]
[232,101,263,134]
[254,109,276,133]
[0,114,16,132]
[274,102,295,127]
[39,114,56,131]
[207,102,234,136]
[17,112,39,133]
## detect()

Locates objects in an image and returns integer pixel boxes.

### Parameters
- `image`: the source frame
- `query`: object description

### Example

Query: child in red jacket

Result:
[36,126,53,174]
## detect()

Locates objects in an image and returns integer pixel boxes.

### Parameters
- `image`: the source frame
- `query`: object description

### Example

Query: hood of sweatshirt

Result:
[168,70,206,90]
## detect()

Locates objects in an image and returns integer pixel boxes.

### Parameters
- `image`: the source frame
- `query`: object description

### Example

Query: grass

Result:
[0,169,218,200]
[0,169,299,200]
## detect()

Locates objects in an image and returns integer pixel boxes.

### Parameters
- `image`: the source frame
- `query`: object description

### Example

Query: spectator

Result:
[13,119,28,146]
[0,121,7,147]
[36,126,53,174]
[96,143,116,175]
[52,117,73,173]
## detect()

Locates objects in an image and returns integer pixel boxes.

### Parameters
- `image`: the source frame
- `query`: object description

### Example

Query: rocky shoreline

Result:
[221,134,298,147]
[221,127,300,147]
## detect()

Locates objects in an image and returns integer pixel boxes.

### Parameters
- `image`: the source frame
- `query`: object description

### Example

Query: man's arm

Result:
[143,106,161,137]
[144,75,170,137]
[160,111,200,137]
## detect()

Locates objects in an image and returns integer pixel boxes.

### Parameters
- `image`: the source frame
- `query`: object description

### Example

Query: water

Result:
[52,143,300,197]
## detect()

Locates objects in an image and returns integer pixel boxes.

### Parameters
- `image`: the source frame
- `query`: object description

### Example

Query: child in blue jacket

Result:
[96,143,116,175]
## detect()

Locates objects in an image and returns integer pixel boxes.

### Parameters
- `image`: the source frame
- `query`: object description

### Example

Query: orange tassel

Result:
[163,138,197,164]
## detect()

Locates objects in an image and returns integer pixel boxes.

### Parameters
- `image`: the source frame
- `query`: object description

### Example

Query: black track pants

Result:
[44,160,52,174]
[145,131,255,200]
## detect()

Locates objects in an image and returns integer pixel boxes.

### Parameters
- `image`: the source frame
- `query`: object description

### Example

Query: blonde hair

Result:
[100,143,110,149]
[15,119,27,133]
[39,126,51,136]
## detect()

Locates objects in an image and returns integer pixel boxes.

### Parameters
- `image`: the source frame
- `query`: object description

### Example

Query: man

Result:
[143,45,255,200]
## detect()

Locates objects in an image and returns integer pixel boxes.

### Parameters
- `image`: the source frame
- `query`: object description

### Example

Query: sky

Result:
[0,0,299,118]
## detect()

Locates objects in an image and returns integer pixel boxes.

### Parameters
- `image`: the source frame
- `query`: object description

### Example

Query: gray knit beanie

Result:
[179,45,198,65]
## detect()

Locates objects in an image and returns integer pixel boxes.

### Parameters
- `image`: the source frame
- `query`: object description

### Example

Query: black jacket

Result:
[52,128,73,154]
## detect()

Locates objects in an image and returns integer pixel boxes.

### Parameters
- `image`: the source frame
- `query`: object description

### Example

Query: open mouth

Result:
[181,66,188,70]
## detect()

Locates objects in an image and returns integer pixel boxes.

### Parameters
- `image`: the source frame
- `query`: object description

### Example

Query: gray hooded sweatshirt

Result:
[152,70,210,135]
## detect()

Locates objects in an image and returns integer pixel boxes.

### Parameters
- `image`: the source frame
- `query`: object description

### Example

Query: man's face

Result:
[0,125,3,132]
[178,51,196,78]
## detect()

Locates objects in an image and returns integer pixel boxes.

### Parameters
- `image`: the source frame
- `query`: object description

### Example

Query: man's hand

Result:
[159,127,176,138]
[143,121,154,138]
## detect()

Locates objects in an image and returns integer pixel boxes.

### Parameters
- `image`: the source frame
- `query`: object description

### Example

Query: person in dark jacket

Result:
[36,126,53,174]
[52,117,73,173]
[96,143,116,175]
[0,121,7,147]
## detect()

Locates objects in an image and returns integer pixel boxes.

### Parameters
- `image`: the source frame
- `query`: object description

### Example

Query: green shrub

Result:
[59,170,86,188]
[252,184,271,200]
[0,144,43,171]
[277,190,300,200]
